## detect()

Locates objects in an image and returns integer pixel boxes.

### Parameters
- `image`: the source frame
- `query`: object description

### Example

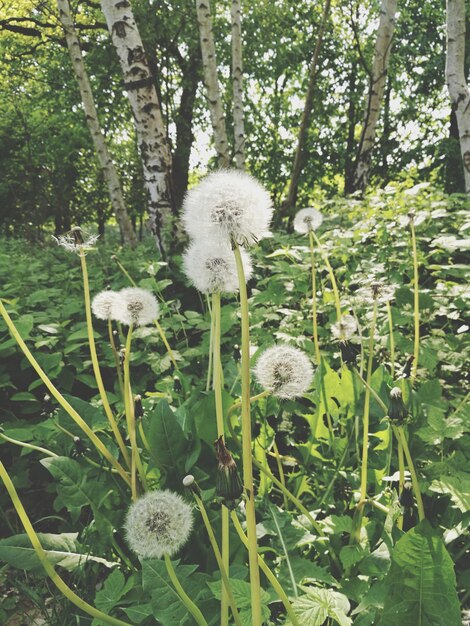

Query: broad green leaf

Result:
[95,569,133,613]
[146,399,188,476]
[290,586,351,626]
[208,578,271,626]
[40,456,94,520]
[428,473,470,513]
[0,533,116,572]
[377,520,461,626]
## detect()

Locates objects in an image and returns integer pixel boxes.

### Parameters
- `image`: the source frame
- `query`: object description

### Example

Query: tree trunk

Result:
[55,0,136,246]
[351,0,398,194]
[231,0,245,170]
[195,0,231,168]
[344,61,358,195]
[283,0,331,214]
[446,0,470,193]
[100,0,174,255]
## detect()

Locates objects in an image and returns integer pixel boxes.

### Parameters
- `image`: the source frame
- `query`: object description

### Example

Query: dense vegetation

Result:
[1,184,469,624]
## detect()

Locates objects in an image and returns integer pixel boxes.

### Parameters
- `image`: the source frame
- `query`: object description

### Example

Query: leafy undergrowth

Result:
[0,183,469,625]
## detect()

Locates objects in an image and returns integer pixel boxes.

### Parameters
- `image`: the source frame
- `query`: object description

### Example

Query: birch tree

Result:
[352,0,398,193]
[55,0,136,246]
[284,0,331,213]
[196,0,231,168]
[446,0,470,193]
[100,0,173,254]
[231,0,245,170]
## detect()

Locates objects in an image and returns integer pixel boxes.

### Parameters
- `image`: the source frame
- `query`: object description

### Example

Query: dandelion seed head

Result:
[331,314,357,341]
[293,208,323,234]
[112,287,159,326]
[181,170,273,245]
[124,490,193,559]
[353,279,397,305]
[253,344,314,399]
[182,240,252,294]
[52,227,99,255]
[91,290,119,321]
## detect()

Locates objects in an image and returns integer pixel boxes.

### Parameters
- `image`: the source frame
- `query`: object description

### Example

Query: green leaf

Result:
[377,520,461,626]
[208,578,271,626]
[40,456,93,520]
[428,472,470,513]
[146,400,188,477]
[290,586,351,626]
[0,533,116,573]
[95,569,133,613]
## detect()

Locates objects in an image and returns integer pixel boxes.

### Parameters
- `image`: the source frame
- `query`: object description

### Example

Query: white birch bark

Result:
[196,0,231,168]
[56,0,136,246]
[100,0,173,254]
[446,0,470,193]
[352,0,398,193]
[231,0,245,170]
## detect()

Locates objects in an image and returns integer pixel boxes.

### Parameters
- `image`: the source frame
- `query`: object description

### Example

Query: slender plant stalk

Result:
[108,319,125,400]
[123,326,147,498]
[352,307,365,377]
[232,242,262,626]
[0,301,131,487]
[0,433,58,457]
[212,292,231,626]
[226,389,270,419]
[270,505,297,597]
[410,216,419,381]
[308,230,321,363]
[395,425,425,521]
[230,511,300,626]
[193,493,242,626]
[397,437,405,530]
[359,299,378,502]
[310,230,341,321]
[0,461,131,626]
[80,253,130,466]
[353,366,387,413]
[272,437,288,510]
[386,301,395,379]
[206,298,215,392]
[163,554,208,626]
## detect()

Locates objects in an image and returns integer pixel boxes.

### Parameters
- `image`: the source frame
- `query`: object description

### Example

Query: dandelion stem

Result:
[386,301,395,379]
[212,291,230,626]
[226,390,270,419]
[192,493,242,626]
[163,554,208,626]
[394,425,425,521]
[233,242,262,626]
[308,230,321,363]
[230,511,300,626]
[80,253,130,467]
[410,217,420,381]
[206,295,214,392]
[0,301,131,487]
[0,461,131,626]
[108,319,125,401]
[397,437,405,530]
[310,230,341,322]
[272,437,288,510]
[0,433,58,458]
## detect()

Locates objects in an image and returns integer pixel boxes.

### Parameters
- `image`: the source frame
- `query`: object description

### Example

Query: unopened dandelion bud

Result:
[112,287,159,327]
[214,436,243,509]
[134,395,144,420]
[124,490,193,559]
[173,376,182,393]
[399,482,414,508]
[253,344,314,399]
[388,387,408,422]
[293,207,323,234]
[119,348,126,368]
[402,356,414,379]
[233,344,241,361]
[92,290,119,321]
[182,474,201,496]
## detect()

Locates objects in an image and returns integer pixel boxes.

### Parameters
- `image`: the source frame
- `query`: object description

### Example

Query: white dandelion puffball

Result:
[112,287,159,326]
[124,490,193,559]
[253,344,314,399]
[181,170,273,245]
[182,239,253,294]
[52,227,99,254]
[331,314,357,341]
[91,290,119,321]
[293,208,323,234]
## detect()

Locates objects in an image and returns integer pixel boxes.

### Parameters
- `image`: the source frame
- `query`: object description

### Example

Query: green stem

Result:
[226,390,270,420]
[233,243,262,626]
[310,230,341,322]
[353,367,388,413]
[386,301,395,380]
[397,437,405,530]
[80,253,130,467]
[163,554,208,626]
[0,433,58,457]
[230,511,300,626]
[193,493,241,626]
[0,462,131,626]
[395,425,425,521]
[154,319,178,370]
[270,505,297,597]
[206,295,214,392]
[308,231,321,364]
[108,319,125,402]
[212,292,230,626]
[0,301,131,487]
[410,217,419,381]
[272,438,288,510]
